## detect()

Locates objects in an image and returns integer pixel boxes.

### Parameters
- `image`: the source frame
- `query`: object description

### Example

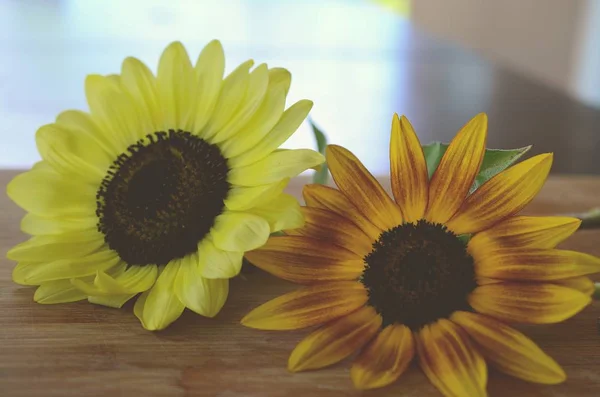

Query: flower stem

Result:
[595,283,600,300]
[570,208,600,229]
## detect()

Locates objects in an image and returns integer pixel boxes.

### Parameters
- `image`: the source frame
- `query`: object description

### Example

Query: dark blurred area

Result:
[0,0,598,174]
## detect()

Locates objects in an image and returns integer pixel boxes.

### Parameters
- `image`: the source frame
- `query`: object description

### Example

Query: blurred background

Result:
[0,0,598,175]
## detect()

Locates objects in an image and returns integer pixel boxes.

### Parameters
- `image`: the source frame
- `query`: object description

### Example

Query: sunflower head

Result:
[242,113,600,395]
[7,40,324,331]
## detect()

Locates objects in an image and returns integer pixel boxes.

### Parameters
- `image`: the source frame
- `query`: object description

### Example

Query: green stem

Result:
[570,208,600,229]
[594,283,600,300]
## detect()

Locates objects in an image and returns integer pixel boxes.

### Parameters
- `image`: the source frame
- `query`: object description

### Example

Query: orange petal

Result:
[241,281,368,330]
[469,283,591,324]
[350,323,415,389]
[451,311,566,384]
[286,207,374,257]
[302,184,382,240]
[389,114,429,222]
[416,318,487,397]
[473,248,600,281]
[468,216,581,253]
[326,145,403,231]
[553,276,595,295]
[447,154,553,235]
[245,236,364,284]
[288,306,382,372]
[425,113,487,224]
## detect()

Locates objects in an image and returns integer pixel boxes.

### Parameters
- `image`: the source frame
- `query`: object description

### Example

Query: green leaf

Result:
[309,118,329,185]
[421,142,531,192]
[457,234,472,245]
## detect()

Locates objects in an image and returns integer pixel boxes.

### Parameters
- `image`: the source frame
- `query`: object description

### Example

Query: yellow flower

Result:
[7,41,324,331]
[242,113,600,396]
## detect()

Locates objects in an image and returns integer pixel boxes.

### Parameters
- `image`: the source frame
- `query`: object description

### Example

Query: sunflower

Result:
[7,40,324,331]
[242,113,600,395]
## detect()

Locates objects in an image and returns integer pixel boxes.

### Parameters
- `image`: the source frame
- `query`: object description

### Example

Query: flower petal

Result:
[228,149,324,186]
[211,64,269,143]
[245,193,304,232]
[241,281,368,330]
[34,279,87,304]
[469,283,591,324]
[553,276,595,295]
[198,237,244,279]
[451,311,566,384]
[245,236,365,284]
[55,110,119,156]
[286,207,374,257]
[416,318,487,397]
[20,213,97,236]
[225,178,289,211]
[326,145,403,231]
[211,212,270,252]
[201,60,253,140]
[268,67,291,95]
[7,230,105,262]
[302,184,382,240]
[71,264,157,296]
[175,252,228,317]
[7,168,97,216]
[288,306,382,372]
[447,154,553,235]
[468,216,581,252]
[473,248,600,281]
[88,294,137,309]
[350,324,415,389]
[389,114,429,222]
[192,39,225,132]
[228,100,313,168]
[13,249,120,286]
[120,56,161,132]
[425,113,487,224]
[139,261,185,331]
[156,41,196,130]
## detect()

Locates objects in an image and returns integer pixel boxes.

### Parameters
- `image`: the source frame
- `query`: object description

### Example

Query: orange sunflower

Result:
[241,113,600,396]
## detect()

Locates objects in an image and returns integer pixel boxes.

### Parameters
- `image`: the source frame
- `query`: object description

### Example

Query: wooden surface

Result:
[0,170,599,397]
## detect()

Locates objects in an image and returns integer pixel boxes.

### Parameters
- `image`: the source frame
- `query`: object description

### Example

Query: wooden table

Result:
[1,171,599,396]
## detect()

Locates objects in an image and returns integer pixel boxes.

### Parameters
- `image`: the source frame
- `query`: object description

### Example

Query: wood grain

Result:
[1,170,599,397]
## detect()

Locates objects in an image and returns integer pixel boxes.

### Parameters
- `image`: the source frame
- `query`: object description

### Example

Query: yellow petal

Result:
[245,193,304,232]
[55,109,120,156]
[211,63,269,143]
[389,114,428,222]
[211,212,270,252]
[553,276,595,295]
[140,261,185,331]
[34,279,87,304]
[225,178,289,212]
[174,253,229,317]
[268,67,291,95]
[198,237,244,279]
[416,318,487,397]
[85,74,143,150]
[201,60,253,140]
[451,311,566,384]
[228,100,314,168]
[120,56,161,133]
[7,168,97,216]
[241,281,368,330]
[326,145,403,231]
[425,113,487,224]
[469,283,591,324]
[156,41,196,130]
[447,154,553,235]
[351,324,415,389]
[302,184,382,241]
[228,149,324,186]
[245,236,364,284]
[71,264,157,296]
[13,249,120,286]
[7,230,105,262]
[288,306,382,372]
[133,289,150,329]
[286,207,373,257]
[20,213,97,236]
[36,123,110,181]
[88,293,137,309]
[473,248,600,281]
[193,39,225,132]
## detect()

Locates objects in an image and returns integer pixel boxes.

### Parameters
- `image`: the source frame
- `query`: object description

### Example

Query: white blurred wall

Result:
[412,0,600,108]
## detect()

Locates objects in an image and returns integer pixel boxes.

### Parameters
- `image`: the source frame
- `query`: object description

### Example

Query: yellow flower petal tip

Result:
[7,40,318,330]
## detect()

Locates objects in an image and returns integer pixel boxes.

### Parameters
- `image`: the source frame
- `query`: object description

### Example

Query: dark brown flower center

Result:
[96,130,230,266]
[361,219,476,330]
